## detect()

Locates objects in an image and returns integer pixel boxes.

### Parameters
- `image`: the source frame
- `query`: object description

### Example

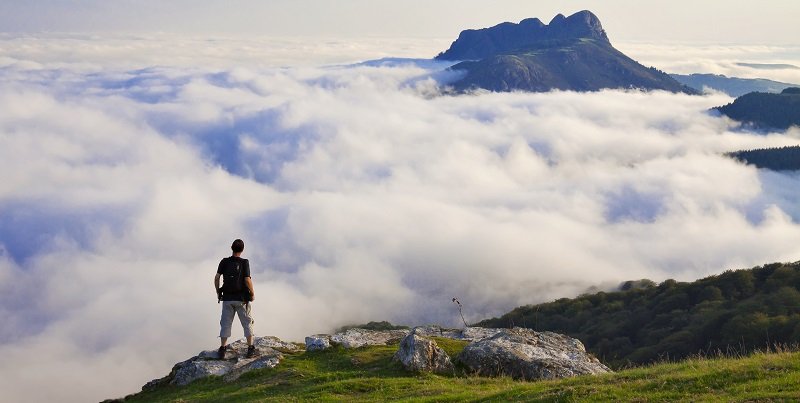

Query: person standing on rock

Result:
[214,238,257,359]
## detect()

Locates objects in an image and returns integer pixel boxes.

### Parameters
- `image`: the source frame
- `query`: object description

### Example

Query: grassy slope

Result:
[451,39,694,94]
[123,340,800,402]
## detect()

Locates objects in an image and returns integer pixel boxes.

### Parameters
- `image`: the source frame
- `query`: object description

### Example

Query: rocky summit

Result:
[436,10,609,61]
[437,10,696,94]
[138,326,611,394]
[142,336,302,389]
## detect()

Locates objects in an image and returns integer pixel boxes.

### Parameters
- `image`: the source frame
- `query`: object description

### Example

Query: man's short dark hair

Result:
[231,239,245,253]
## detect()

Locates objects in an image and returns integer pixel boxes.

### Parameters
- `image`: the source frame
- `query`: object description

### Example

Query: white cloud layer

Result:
[1,36,800,402]
[0,33,451,70]
[619,42,800,84]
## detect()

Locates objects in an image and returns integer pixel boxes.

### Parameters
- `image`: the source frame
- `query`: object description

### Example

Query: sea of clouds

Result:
[618,42,800,84]
[1,35,800,402]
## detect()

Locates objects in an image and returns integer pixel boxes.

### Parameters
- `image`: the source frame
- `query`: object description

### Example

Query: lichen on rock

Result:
[393,330,454,374]
[457,327,612,380]
[142,336,289,389]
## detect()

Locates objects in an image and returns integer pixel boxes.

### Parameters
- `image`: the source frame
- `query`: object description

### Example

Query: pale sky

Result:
[1,0,798,44]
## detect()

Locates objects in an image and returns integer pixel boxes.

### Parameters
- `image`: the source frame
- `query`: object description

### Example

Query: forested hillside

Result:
[728,145,800,171]
[715,87,800,130]
[477,262,800,368]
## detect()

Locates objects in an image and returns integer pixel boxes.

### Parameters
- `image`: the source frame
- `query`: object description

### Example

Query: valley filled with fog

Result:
[1,36,799,401]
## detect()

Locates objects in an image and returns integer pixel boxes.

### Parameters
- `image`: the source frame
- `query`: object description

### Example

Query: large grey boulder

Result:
[305,328,409,351]
[458,328,611,381]
[410,325,502,341]
[172,359,233,386]
[393,332,454,374]
[142,336,290,389]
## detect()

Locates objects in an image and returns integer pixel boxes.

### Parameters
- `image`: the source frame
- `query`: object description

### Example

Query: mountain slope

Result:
[477,261,800,368]
[437,11,696,94]
[117,345,800,402]
[715,87,800,130]
[449,38,692,93]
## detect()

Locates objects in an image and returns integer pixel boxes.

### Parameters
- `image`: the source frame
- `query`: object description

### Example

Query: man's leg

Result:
[235,302,255,346]
[220,301,236,347]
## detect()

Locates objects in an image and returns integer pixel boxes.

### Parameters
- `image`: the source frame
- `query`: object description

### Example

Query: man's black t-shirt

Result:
[217,256,251,301]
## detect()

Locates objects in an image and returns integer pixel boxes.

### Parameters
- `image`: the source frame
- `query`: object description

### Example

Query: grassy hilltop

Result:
[117,262,800,401]
[121,341,799,402]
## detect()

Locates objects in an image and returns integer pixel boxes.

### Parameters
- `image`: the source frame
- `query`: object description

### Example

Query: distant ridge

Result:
[436,11,696,94]
[671,73,799,97]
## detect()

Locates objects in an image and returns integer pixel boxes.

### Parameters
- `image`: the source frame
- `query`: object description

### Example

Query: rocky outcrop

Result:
[253,335,304,352]
[142,337,300,389]
[411,325,502,341]
[393,331,454,374]
[461,326,504,341]
[304,326,503,353]
[457,328,611,380]
[305,328,408,351]
[436,10,609,61]
[305,334,332,351]
[139,327,612,394]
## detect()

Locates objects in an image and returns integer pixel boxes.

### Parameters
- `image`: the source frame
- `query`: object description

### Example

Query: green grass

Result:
[122,346,800,402]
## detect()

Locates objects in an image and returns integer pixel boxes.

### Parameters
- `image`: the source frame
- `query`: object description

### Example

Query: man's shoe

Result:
[246,345,257,358]
[217,345,227,359]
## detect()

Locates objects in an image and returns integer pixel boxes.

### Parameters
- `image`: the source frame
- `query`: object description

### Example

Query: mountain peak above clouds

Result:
[435,10,696,94]
[436,10,609,61]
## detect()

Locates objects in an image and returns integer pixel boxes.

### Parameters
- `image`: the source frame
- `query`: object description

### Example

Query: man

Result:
[214,238,257,358]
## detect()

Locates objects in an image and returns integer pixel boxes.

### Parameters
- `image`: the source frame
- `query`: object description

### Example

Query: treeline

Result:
[476,262,800,368]
[714,87,800,130]
[728,145,800,171]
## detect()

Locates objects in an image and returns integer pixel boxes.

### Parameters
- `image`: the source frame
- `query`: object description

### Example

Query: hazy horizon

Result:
[1,0,799,45]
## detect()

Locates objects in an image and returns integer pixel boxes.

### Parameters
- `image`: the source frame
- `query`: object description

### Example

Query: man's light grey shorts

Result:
[219,300,255,338]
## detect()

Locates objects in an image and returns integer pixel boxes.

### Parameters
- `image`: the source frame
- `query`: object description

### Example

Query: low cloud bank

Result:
[0,33,451,71]
[1,37,800,402]
[619,42,800,84]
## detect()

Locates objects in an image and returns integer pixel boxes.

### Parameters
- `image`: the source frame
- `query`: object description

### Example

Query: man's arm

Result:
[214,273,222,301]
[245,277,255,302]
